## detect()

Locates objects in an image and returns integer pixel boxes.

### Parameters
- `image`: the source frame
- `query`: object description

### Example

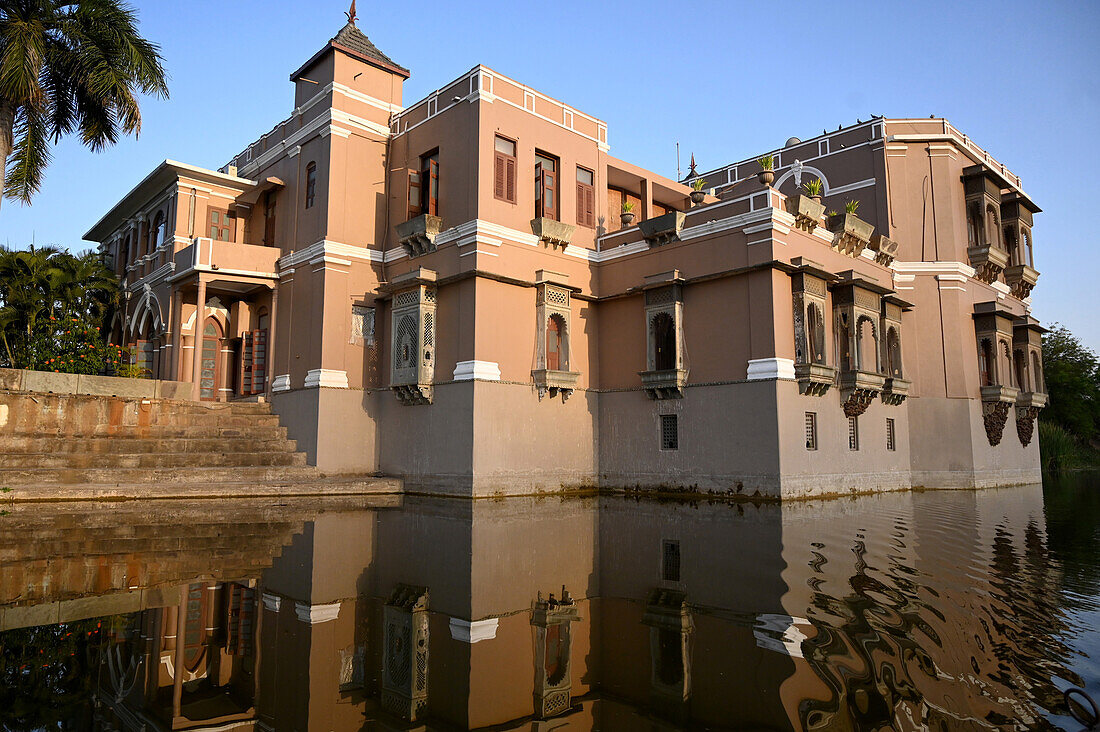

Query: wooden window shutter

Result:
[426,157,439,215]
[407,170,422,220]
[505,156,516,202]
[252,328,267,394]
[577,181,595,227]
[543,168,558,220]
[494,152,505,199]
[535,163,544,218]
[240,332,253,395]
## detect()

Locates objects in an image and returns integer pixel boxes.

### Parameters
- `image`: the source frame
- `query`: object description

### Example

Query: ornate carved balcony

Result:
[794,362,836,397]
[881,377,910,405]
[637,211,686,247]
[394,384,432,406]
[395,214,443,258]
[967,245,1009,284]
[532,369,579,400]
[1004,264,1039,299]
[868,234,899,266]
[826,213,874,257]
[640,368,689,399]
[980,385,1019,446]
[785,195,825,233]
[838,369,886,417]
[531,218,575,249]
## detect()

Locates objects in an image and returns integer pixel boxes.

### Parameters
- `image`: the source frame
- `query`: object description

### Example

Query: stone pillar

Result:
[193,278,207,400]
[266,285,278,399]
[169,289,183,381]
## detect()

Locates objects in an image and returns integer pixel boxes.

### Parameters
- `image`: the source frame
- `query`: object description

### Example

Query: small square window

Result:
[848,416,859,451]
[660,414,678,450]
[805,412,818,451]
[886,418,896,451]
[662,540,681,582]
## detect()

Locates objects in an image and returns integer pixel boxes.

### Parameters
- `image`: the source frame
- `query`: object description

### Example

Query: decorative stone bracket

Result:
[1004,264,1039,299]
[785,195,825,234]
[640,368,689,399]
[868,234,899,267]
[839,370,885,417]
[981,385,1019,446]
[394,384,432,405]
[794,362,836,397]
[968,245,1009,284]
[826,213,874,258]
[881,377,910,405]
[531,218,575,250]
[638,211,686,247]
[533,369,579,400]
[395,214,443,258]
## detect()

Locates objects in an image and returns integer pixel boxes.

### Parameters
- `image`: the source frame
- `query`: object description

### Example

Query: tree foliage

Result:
[0,244,122,372]
[1041,323,1100,442]
[0,0,169,206]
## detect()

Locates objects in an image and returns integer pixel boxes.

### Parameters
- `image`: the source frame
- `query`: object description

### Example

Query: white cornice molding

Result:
[294,601,341,624]
[892,260,976,278]
[453,360,501,381]
[261,593,281,612]
[448,617,499,643]
[746,357,796,381]
[303,369,349,389]
[271,374,291,392]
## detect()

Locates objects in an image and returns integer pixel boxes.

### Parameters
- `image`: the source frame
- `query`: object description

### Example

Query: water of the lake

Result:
[1,475,1097,731]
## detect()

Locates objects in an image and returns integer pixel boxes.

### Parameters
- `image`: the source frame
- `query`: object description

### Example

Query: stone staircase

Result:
[0,390,400,501]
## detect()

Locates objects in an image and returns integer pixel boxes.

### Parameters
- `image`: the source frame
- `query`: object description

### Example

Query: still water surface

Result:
[1,475,1097,731]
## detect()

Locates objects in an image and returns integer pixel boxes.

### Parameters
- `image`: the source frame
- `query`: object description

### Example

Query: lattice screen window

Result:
[662,540,681,582]
[886,418,896,451]
[805,412,818,451]
[351,305,375,346]
[848,416,859,451]
[660,414,679,450]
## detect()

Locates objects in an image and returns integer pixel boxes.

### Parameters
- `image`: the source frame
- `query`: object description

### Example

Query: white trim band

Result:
[452,360,502,382]
[448,617,499,643]
[303,369,349,389]
[294,601,341,624]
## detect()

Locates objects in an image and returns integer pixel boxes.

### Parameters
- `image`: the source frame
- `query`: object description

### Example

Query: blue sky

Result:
[3,0,1099,347]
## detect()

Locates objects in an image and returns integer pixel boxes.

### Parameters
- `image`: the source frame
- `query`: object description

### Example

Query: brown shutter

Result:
[240,332,253,395]
[427,158,439,215]
[494,152,505,199]
[252,328,267,394]
[505,156,516,202]
[535,163,544,218]
[407,170,422,220]
[543,168,558,221]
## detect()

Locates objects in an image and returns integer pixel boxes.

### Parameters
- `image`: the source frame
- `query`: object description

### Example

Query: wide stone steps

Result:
[0,435,298,454]
[0,450,307,470]
[5,474,403,501]
[0,464,322,485]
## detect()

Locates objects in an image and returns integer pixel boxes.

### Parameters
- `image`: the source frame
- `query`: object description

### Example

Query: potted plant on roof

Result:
[689,179,707,206]
[757,155,776,187]
[785,179,826,233]
[803,177,823,204]
[826,199,875,257]
[620,200,636,227]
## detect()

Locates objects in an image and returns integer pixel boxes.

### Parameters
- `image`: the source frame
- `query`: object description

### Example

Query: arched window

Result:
[1014,348,1028,391]
[886,327,902,377]
[544,624,568,686]
[1032,352,1044,392]
[807,303,825,364]
[120,234,130,271]
[305,162,317,209]
[1023,229,1033,268]
[986,204,1002,249]
[856,316,878,373]
[979,339,994,386]
[263,191,277,247]
[652,312,676,371]
[546,314,566,371]
[966,203,982,248]
[1005,227,1018,267]
[838,312,853,370]
[999,340,1013,387]
[153,211,165,251]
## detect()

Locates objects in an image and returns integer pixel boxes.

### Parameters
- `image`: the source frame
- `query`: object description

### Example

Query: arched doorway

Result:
[199,318,223,401]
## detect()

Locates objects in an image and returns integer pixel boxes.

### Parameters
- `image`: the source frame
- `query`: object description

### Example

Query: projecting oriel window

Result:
[886,418,896,451]
[662,540,681,582]
[805,412,818,451]
[660,414,679,451]
[848,416,860,451]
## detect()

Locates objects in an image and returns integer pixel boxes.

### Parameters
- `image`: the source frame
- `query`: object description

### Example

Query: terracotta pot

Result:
[757,170,775,186]
[811,195,822,204]
[689,190,706,205]
[620,211,635,226]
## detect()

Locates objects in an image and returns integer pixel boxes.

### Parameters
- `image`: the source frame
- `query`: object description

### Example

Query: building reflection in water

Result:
[0,484,1093,730]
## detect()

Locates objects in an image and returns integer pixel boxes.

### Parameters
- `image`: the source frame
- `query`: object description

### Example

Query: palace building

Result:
[85,13,1046,498]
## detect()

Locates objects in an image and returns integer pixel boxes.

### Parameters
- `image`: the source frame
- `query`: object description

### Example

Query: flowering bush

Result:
[26,316,127,376]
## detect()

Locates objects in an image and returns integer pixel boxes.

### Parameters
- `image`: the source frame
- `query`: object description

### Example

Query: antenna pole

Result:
[676,142,681,182]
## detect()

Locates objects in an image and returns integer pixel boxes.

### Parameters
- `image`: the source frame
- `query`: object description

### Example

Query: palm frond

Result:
[4,103,50,202]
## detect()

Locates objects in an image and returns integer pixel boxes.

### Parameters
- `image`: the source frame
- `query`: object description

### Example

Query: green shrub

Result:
[1039,420,1079,473]
[27,316,127,376]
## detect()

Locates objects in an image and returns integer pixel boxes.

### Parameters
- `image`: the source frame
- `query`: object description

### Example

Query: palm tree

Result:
[0,0,168,209]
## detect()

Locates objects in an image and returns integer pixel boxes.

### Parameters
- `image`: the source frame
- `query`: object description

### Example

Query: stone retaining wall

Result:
[0,367,192,400]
